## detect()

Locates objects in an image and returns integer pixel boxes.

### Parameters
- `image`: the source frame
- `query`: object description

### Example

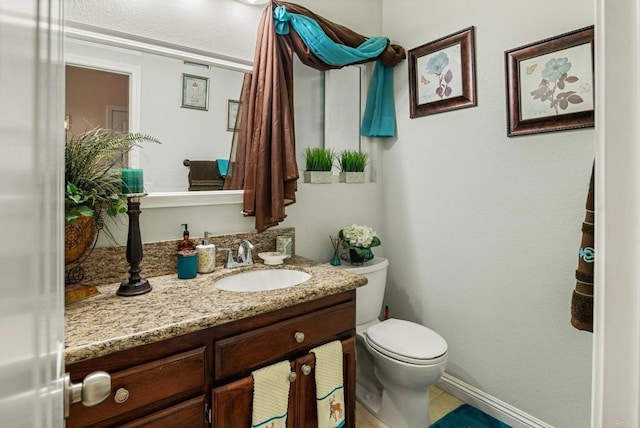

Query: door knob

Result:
[63,371,111,418]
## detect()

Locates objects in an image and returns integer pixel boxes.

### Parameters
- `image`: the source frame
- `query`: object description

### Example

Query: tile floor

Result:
[355,386,464,427]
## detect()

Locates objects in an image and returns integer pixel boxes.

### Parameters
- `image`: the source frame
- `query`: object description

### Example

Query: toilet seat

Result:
[365,319,448,365]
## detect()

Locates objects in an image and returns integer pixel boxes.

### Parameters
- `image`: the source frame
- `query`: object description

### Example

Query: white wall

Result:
[381,1,593,427]
[67,0,385,262]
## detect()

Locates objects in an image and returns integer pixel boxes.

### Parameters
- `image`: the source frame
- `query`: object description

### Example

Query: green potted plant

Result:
[303,147,335,184]
[338,150,368,183]
[64,128,159,269]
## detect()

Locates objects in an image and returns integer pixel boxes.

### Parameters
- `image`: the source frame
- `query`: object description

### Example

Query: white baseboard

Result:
[437,373,554,428]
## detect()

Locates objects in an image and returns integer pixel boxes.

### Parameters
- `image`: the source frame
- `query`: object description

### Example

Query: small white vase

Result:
[339,172,364,183]
[303,171,333,184]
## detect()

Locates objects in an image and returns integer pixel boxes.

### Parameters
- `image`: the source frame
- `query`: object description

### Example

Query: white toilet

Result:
[339,256,448,428]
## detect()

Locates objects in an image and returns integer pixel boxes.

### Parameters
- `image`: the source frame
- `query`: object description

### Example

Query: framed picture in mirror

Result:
[181,73,209,110]
[227,99,240,131]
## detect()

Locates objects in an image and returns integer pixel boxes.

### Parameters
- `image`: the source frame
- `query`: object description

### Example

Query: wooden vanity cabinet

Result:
[66,290,356,428]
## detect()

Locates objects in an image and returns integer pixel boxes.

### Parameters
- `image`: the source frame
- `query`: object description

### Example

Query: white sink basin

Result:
[214,269,311,292]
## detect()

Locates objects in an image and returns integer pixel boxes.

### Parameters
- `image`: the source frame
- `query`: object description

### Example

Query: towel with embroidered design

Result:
[311,340,345,428]
[251,360,291,428]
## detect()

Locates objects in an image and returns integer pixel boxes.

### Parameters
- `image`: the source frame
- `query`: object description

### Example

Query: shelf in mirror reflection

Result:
[142,190,244,208]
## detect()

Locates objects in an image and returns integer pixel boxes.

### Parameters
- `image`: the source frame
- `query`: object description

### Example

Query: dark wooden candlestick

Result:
[117,194,152,296]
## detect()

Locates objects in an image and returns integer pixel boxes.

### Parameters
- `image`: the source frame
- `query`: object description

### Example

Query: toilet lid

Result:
[365,319,447,364]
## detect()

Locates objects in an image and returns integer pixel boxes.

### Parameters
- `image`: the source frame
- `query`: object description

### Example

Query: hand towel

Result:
[311,340,345,428]
[251,360,292,428]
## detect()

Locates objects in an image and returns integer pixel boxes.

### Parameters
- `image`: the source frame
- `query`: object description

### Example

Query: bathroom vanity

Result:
[65,256,365,427]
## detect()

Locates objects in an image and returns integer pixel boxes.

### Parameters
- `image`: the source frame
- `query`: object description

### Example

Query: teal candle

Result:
[121,169,144,194]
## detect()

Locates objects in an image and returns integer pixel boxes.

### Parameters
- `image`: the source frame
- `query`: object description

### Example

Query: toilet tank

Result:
[339,257,389,325]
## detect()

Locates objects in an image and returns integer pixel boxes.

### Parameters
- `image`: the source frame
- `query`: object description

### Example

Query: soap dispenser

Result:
[177,224,197,279]
[196,231,216,274]
[178,223,196,251]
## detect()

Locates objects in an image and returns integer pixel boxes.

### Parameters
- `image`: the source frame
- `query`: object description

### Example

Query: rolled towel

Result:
[311,340,345,428]
[251,360,292,428]
[571,164,594,332]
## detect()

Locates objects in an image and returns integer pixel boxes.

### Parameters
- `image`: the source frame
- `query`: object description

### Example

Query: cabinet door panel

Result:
[211,362,298,428]
[294,337,356,428]
[211,376,253,428]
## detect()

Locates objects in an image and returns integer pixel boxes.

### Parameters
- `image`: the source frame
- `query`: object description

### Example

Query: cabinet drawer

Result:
[214,301,354,381]
[67,347,205,427]
[120,395,206,428]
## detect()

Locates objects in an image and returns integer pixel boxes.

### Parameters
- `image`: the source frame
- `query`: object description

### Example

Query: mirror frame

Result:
[65,23,252,207]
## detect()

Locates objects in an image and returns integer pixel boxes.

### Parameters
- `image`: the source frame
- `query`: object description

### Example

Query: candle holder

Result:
[117,193,152,296]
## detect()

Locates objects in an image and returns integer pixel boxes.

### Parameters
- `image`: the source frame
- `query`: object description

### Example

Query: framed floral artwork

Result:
[505,26,594,137]
[408,27,477,118]
[181,73,209,111]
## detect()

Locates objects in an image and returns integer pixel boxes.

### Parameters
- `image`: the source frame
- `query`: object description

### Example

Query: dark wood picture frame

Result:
[505,26,594,137]
[408,27,477,118]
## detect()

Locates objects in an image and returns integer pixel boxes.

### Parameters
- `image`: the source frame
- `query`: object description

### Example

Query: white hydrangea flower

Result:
[341,224,378,248]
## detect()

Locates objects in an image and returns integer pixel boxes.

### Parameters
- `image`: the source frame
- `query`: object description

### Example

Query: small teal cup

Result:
[177,251,197,279]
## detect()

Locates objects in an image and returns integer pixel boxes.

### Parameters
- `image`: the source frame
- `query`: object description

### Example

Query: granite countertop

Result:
[65,256,366,365]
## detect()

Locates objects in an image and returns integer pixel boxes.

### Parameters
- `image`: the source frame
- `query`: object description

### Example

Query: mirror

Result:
[64,25,366,205]
[65,33,247,195]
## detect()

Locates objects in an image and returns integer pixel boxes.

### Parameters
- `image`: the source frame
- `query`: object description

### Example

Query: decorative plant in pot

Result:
[338,150,368,183]
[64,128,159,285]
[339,224,381,264]
[303,147,334,183]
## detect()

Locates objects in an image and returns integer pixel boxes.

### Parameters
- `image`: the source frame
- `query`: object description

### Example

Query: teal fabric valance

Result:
[274,5,389,66]
[273,4,397,137]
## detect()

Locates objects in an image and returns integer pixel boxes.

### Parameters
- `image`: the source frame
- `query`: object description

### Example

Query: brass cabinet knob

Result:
[114,387,130,404]
[301,364,312,376]
[294,332,305,343]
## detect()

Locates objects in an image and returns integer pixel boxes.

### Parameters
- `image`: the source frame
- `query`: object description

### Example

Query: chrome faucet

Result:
[219,240,255,268]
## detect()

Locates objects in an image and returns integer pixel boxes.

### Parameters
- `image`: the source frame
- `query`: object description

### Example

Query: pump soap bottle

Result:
[196,231,216,274]
[178,223,196,251]
[177,224,197,279]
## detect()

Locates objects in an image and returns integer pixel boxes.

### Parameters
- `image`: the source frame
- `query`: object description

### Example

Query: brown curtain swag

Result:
[230,0,406,232]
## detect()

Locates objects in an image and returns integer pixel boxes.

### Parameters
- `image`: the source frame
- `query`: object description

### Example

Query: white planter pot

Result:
[303,171,333,184]
[339,172,365,183]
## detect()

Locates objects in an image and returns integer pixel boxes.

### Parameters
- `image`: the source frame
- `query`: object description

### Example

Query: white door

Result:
[0,0,65,426]
[593,1,640,427]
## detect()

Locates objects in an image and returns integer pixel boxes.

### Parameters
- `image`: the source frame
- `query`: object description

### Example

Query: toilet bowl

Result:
[339,257,448,428]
